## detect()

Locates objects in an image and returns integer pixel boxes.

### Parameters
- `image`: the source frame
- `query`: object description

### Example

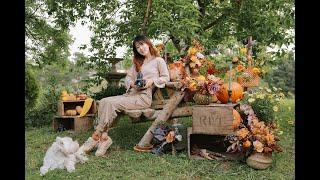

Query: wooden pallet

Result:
[192,103,239,135]
[57,100,97,116]
[53,114,95,133]
[187,127,243,160]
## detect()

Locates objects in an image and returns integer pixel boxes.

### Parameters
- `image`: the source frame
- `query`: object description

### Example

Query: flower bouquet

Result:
[151,124,183,156]
[224,104,282,169]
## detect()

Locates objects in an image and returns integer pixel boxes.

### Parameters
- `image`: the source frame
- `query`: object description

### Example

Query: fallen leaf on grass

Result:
[288,120,295,125]
[277,131,283,135]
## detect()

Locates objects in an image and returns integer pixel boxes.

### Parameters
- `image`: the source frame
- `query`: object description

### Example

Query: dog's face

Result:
[56,137,79,155]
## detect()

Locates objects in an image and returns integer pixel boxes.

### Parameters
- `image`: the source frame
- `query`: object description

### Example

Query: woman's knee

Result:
[100,96,121,106]
[101,97,114,103]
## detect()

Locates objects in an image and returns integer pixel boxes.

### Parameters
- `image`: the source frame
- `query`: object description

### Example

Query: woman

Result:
[81,35,170,156]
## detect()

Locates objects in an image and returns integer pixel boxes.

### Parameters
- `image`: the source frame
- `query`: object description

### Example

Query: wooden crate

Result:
[192,103,238,135]
[57,100,97,116]
[187,127,243,160]
[53,114,94,133]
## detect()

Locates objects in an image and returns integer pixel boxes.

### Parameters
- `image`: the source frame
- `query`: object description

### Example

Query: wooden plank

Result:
[192,105,234,135]
[54,114,95,118]
[52,118,59,131]
[187,127,192,158]
[166,82,183,90]
[92,101,97,113]
[171,106,193,117]
[60,100,86,102]
[137,91,185,147]
[128,106,193,123]
[166,88,175,98]
[151,103,164,110]
[74,116,94,133]
[57,101,64,116]
[194,103,239,107]
[141,108,156,118]
[154,88,164,101]
[151,99,169,109]
[57,100,96,116]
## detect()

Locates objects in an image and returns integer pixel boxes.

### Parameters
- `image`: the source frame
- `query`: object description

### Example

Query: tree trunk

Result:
[141,0,152,35]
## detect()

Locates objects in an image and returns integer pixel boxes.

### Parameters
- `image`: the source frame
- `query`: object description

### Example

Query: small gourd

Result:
[75,106,83,114]
[65,109,77,116]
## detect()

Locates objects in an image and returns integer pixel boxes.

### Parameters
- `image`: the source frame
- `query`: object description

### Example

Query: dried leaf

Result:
[199,149,213,160]
[263,147,273,153]
[165,131,175,143]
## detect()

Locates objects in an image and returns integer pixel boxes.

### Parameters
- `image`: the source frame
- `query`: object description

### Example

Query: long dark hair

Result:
[132,35,159,72]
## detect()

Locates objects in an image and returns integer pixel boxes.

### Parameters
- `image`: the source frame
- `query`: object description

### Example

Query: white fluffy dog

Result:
[40,136,88,176]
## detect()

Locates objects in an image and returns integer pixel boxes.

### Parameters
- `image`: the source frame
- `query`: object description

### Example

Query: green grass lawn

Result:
[26,99,295,179]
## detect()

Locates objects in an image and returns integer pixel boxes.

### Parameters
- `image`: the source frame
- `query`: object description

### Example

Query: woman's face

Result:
[135,41,150,56]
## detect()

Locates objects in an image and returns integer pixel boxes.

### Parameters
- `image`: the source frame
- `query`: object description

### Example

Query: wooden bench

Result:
[96,81,239,149]
[96,82,190,124]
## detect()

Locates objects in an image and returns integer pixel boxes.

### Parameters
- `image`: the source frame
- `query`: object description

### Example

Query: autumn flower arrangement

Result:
[225,104,282,156]
[164,39,225,103]
[151,124,183,155]
[185,41,225,104]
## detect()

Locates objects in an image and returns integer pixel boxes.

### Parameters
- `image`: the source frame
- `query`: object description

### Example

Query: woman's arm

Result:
[124,66,136,92]
[153,57,170,88]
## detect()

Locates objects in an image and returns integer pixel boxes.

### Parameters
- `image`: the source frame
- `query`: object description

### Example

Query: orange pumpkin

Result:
[232,109,242,130]
[216,82,244,103]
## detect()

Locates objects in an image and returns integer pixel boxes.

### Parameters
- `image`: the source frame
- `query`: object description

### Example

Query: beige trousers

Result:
[95,88,153,132]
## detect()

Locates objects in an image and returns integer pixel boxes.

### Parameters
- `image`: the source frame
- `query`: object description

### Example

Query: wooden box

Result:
[187,127,243,160]
[192,103,238,135]
[57,100,97,116]
[53,114,94,133]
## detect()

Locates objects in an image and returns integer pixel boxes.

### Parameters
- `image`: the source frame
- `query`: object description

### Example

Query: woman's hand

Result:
[144,79,154,89]
[130,81,137,89]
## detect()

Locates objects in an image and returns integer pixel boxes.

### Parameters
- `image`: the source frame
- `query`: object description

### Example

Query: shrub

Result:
[92,85,127,100]
[241,86,285,123]
[25,85,62,127]
[264,57,295,95]
[25,66,39,110]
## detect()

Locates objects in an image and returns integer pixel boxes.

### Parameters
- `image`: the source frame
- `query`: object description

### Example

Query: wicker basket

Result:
[193,93,218,105]
[193,93,210,105]
[237,68,260,88]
